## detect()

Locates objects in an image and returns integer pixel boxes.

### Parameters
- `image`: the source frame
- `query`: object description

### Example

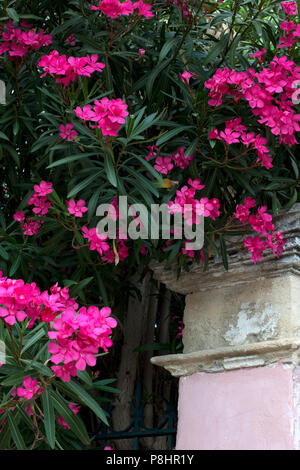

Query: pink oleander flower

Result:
[278,35,297,48]
[65,34,76,46]
[0,22,52,59]
[219,128,241,144]
[209,119,274,170]
[188,178,205,191]
[25,405,34,417]
[146,145,158,161]
[38,51,105,85]
[182,242,195,258]
[16,377,42,400]
[68,402,80,414]
[176,321,185,339]
[174,0,190,17]
[13,211,25,222]
[249,48,266,64]
[82,226,110,255]
[102,239,129,264]
[66,199,88,217]
[59,123,78,141]
[140,244,148,255]
[179,70,196,85]
[74,105,96,121]
[58,416,70,430]
[233,198,285,264]
[0,270,116,382]
[74,97,128,137]
[244,235,266,264]
[154,156,174,174]
[139,48,146,56]
[51,363,78,383]
[21,219,42,236]
[33,181,53,197]
[92,0,133,17]
[133,0,154,18]
[48,305,117,379]
[13,181,53,236]
[172,147,194,169]
[168,180,220,226]
[205,56,300,147]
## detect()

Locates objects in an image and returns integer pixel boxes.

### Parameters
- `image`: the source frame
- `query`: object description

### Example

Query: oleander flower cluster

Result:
[278,11,300,49]
[82,205,129,265]
[0,271,117,382]
[38,51,105,86]
[13,181,53,236]
[66,199,88,218]
[59,123,78,141]
[13,377,44,400]
[0,20,52,57]
[48,304,117,381]
[209,118,273,169]
[281,1,298,16]
[168,178,220,226]
[174,0,190,18]
[205,53,300,146]
[234,197,286,264]
[74,97,129,136]
[205,2,300,148]
[146,146,194,174]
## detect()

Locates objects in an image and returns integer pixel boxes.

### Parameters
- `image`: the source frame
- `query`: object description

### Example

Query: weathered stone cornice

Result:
[151,338,300,376]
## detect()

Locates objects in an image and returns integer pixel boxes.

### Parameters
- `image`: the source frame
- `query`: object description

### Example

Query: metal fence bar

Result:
[91,378,178,449]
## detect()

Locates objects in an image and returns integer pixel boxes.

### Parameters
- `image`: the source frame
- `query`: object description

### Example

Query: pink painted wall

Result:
[176,365,295,450]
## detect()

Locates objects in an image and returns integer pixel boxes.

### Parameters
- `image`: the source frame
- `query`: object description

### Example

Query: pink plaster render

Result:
[176,365,295,450]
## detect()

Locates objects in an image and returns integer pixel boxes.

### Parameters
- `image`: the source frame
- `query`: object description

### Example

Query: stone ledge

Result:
[151,338,300,376]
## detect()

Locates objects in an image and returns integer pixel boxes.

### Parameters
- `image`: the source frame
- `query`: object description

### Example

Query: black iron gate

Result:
[91,378,178,450]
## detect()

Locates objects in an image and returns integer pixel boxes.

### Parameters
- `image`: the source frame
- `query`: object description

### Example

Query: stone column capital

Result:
[151,204,300,376]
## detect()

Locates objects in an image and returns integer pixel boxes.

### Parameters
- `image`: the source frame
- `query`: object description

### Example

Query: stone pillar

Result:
[151,204,300,450]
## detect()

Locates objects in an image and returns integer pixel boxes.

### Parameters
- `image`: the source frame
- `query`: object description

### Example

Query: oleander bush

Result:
[0,0,299,449]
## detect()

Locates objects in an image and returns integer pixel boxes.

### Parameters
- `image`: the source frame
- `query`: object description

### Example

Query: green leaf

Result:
[0,131,9,142]
[135,155,164,185]
[50,390,90,446]
[67,172,102,198]
[0,244,9,261]
[42,388,56,449]
[9,254,21,277]
[104,153,117,187]
[204,33,229,65]
[6,8,19,22]
[156,126,193,146]
[146,59,172,98]
[158,37,177,63]
[7,413,27,450]
[219,236,229,271]
[22,325,46,354]
[0,420,11,449]
[47,152,97,169]
[77,370,93,386]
